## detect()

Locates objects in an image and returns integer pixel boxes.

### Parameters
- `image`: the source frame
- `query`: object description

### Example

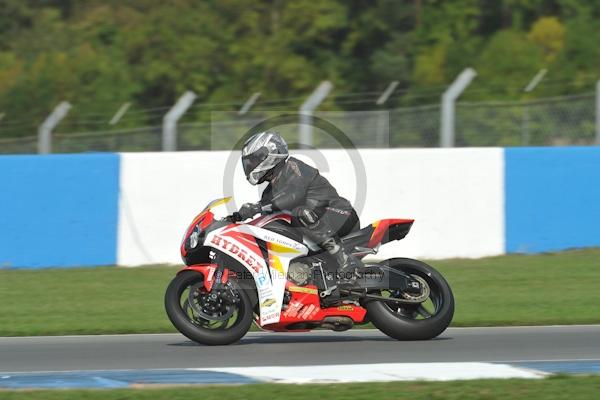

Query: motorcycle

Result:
[165,197,454,345]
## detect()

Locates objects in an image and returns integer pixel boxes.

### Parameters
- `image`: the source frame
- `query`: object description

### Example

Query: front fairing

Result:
[180,197,232,262]
[180,197,309,326]
[204,223,308,326]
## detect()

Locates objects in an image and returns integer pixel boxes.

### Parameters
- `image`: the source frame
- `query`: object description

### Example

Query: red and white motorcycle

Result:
[165,197,454,345]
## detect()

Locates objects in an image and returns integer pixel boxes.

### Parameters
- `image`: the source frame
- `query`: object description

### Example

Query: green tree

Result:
[473,30,543,99]
[528,16,565,63]
[0,0,599,146]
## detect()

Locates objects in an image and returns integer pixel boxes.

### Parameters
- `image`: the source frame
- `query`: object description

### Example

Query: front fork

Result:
[177,263,230,292]
[210,264,227,291]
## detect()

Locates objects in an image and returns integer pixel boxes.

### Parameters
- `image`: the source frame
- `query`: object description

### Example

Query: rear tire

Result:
[365,258,454,340]
[165,270,253,345]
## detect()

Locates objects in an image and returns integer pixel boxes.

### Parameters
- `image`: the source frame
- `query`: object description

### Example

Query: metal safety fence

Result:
[0,93,597,154]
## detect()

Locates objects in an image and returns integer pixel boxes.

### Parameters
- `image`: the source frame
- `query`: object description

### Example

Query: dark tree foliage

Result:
[0,0,598,138]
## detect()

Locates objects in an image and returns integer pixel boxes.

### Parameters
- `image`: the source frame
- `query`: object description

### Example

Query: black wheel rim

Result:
[177,275,246,330]
[380,267,445,321]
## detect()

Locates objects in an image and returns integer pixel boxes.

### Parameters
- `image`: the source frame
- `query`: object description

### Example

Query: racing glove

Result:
[237,202,263,220]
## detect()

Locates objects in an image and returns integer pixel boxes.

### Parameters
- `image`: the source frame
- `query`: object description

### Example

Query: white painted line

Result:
[3,359,597,376]
[195,362,547,383]
[492,358,600,363]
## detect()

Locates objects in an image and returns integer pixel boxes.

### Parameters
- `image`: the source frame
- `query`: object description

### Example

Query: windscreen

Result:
[201,197,232,212]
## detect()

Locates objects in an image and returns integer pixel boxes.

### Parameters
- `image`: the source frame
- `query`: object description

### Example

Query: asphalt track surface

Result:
[2,325,599,373]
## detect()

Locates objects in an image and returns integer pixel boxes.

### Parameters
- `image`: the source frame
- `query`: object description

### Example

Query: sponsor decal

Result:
[264,236,304,252]
[206,266,216,281]
[261,298,276,308]
[283,300,303,318]
[258,287,272,297]
[238,224,304,251]
[325,206,351,216]
[337,305,354,311]
[288,286,318,295]
[211,235,261,273]
[209,227,304,327]
[256,273,269,287]
[261,311,280,322]
[300,304,316,320]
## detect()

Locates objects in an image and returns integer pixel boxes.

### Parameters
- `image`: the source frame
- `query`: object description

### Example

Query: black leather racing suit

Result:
[260,157,360,244]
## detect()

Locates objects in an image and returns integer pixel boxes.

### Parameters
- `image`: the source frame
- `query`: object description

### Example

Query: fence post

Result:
[375,81,399,148]
[162,91,196,152]
[37,101,71,154]
[238,92,261,115]
[596,80,600,145]
[440,68,476,147]
[109,102,131,125]
[522,69,547,146]
[299,81,333,148]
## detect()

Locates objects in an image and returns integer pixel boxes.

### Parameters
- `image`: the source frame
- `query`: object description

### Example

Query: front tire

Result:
[365,258,454,340]
[165,270,253,345]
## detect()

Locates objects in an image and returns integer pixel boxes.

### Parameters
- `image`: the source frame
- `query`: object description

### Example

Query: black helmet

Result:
[241,131,289,185]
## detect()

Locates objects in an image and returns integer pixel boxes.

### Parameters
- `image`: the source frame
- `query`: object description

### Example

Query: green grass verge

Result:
[0,249,599,336]
[435,248,600,327]
[1,376,600,400]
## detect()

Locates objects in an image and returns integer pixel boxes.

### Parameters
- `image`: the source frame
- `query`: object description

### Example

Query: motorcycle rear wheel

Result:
[165,270,253,345]
[365,258,454,340]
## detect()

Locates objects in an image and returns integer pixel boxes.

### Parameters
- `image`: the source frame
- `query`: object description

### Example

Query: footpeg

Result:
[319,285,338,298]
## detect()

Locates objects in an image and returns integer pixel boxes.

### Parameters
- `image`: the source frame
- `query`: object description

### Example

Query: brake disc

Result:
[401,275,430,302]
[188,282,235,322]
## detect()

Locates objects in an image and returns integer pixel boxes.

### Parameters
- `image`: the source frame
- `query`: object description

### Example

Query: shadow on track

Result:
[167,334,452,347]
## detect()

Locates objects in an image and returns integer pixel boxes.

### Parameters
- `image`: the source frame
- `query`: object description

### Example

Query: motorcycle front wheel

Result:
[365,258,455,340]
[164,270,253,345]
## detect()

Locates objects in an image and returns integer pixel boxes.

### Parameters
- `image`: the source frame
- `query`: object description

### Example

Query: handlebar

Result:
[224,212,243,223]
[224,209,270,223]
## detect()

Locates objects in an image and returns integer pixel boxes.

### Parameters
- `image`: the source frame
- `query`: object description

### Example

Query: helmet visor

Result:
[242,147,269,177]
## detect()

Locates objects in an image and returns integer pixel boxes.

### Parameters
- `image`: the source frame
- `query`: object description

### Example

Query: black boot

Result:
[321,237,363,286]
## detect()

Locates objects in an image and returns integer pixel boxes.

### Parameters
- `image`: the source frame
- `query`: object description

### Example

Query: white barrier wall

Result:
[117,148,504,266]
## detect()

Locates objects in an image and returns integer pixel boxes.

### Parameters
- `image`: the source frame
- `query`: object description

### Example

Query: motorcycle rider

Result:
[236,131,363,285]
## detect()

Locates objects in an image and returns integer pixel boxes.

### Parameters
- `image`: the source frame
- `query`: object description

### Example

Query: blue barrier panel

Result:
[505,147,600,253]
[0,153,120,268]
